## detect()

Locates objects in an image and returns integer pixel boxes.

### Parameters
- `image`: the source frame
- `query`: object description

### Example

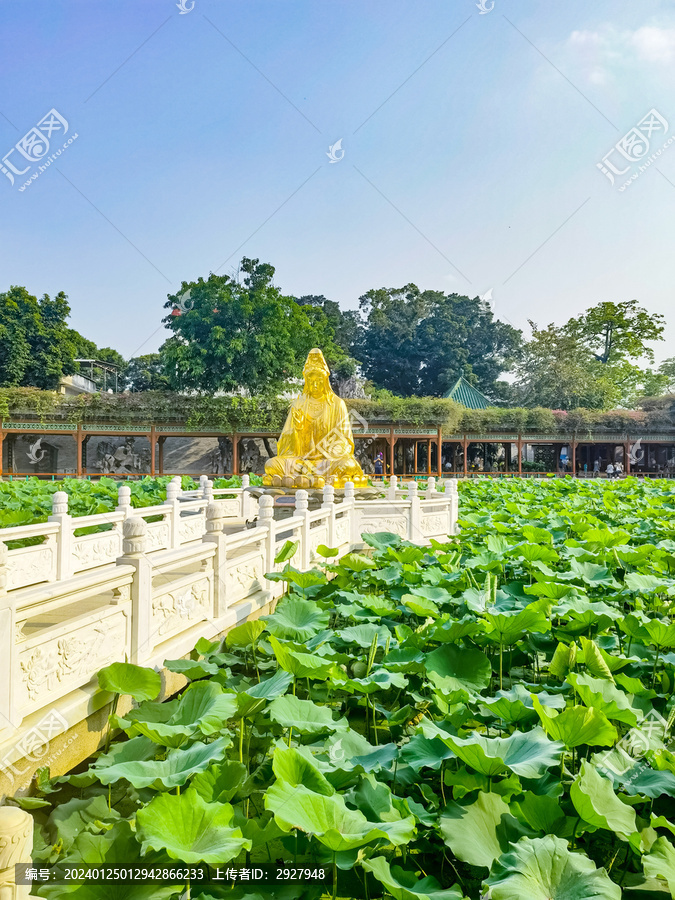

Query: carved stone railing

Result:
[0,479,457,798]
[1,477,256,595]
[0,807,32,898]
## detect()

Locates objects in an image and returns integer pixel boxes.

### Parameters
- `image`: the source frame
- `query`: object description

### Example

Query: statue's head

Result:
[303,349,332,400]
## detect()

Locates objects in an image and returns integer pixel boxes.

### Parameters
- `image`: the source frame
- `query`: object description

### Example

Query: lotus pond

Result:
[0,475,263,529]
[17,477,675,899]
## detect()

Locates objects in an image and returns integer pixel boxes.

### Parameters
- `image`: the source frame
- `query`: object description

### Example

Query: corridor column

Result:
[76,425,83,477]
[232,434,239,476]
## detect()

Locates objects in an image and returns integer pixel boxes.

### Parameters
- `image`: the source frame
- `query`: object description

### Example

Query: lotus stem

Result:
[651,648,661,688]
[239,719,245,763]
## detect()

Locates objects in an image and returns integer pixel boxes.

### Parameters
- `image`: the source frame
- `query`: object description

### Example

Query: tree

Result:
[160,259,347,394]
[657,357,675,392]
[293,295,359,361]
[514,301,667,410]
[0,286,77,389]
[513,322,628,409]
[126,354,170,392]
[564,300,665,365]
[65,330,127,390]
[354,286,521,397]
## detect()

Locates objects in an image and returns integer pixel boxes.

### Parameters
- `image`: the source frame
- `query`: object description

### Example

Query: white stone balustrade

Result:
[0,807,33,898]
[0,479,457,796]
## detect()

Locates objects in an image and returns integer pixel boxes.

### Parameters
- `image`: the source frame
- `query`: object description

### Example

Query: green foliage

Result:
[125,354,170,392]
[0,287,78,389]
[514,301,666,410]
[160,259,348,394]
[354,285,522,397]
[97,663,161,702]
[23,478,675,899]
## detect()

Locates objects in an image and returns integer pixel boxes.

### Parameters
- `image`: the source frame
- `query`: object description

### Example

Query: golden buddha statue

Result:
[263,349,369,489]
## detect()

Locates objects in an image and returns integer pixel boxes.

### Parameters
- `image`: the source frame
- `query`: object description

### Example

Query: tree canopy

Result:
[514,301,667,410]
[160,259,349,394]
[0,286,78,389]
[354,285,522,398]
[1,270,670,415]
[125,354,171,392]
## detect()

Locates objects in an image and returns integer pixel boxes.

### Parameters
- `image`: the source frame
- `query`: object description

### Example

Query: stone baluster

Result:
[0,541,18,732]
[295,489,310,569]
[48,490,72,580]
[203,501,228,619]
[343,481,357,544]
[240,474,251,519]
[322,484,336,553]
[0,807,34,899]
[199,474,209,497]
[387,474,398,502]
[164,479,181,549]
[119,518,152,665]
[449,478,460,534]
[407,481,420,541]
[258,495,277,581]
[0,542,7,599]
[203,479,214,504]
[426,476,436,497]
[117,484,132,518]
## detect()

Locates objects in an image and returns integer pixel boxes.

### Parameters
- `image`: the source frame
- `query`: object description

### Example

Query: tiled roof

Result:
[444,376,490,409]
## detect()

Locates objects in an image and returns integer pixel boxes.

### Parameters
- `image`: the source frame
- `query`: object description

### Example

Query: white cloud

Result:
[630,26,675,63]
[565,23,675,83]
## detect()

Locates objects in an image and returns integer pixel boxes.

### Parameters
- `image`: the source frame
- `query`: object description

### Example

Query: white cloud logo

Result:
[326,139,344,163]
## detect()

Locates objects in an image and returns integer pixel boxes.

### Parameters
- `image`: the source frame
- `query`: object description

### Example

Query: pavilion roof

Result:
[443,375,490,409]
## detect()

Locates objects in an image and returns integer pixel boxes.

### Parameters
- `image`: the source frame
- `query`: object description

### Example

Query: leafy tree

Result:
[514,302,667,409]
[657,357,675,392]
[0,286,77,389]
[66,331,127,390]
[161,259,347,394]
[126,354,170,392]
[513,322,627,409]
[564,300,665,365]
[293,295,359,361]
[354,286,521,397]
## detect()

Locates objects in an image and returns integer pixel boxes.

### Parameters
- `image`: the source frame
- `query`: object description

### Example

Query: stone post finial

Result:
[206,501,227,534]
[258,494,274,521]
[344,481,355,500]
[407,481,418,497]
[426,476,436,495]
[241,474,250,489]
[166,481,180,502]
[52,491,69,516]
[322,484,335,507]
[295,490,309,513]
[117,484,131,511]
[122,517,148,555]
[203,479,214,502]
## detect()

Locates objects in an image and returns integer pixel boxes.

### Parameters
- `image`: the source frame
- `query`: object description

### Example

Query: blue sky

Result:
[1,0,674,363]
